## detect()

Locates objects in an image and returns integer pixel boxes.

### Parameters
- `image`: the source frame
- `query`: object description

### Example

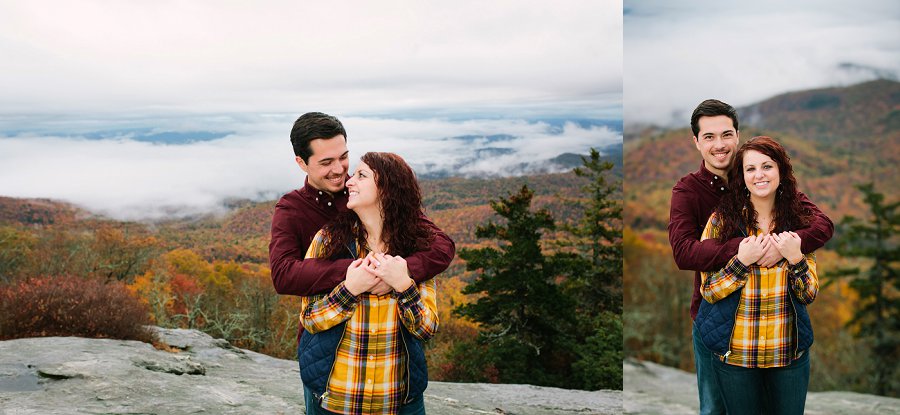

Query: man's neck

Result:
[307,182,343,197]
[705,162,729,183]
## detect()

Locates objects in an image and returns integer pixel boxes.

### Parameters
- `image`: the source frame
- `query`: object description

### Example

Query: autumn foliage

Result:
[0,275,153,342]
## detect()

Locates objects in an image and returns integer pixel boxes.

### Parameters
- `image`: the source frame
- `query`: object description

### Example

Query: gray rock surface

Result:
[0,328,621,414]
[624,358,900,415]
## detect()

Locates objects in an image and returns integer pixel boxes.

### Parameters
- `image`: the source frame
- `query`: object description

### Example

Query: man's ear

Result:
[295,156,309,173]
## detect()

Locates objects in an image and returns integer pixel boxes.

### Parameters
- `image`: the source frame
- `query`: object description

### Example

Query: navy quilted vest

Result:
[297,241,428,404]
[298,321,429,403]
[696,281,814,357]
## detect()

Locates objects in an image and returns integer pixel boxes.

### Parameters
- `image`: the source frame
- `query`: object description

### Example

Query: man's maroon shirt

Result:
[269,178,456,335]
[668,161,834,320]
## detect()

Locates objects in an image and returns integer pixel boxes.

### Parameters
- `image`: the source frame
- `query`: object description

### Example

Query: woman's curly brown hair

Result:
[322,152,434,258]
[715,136,812,243]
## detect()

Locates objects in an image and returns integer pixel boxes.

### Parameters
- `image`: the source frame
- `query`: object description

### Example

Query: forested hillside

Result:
[624,79,900,396]
[0,157,622,389]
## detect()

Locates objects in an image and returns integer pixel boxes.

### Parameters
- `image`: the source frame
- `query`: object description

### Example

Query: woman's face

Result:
[346,161,379,211]
[742,149,780,200]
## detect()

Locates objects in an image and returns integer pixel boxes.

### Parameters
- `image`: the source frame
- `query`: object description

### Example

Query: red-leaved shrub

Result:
[0,275,153,342]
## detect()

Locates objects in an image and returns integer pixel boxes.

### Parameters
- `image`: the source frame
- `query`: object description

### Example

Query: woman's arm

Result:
[394,279,439,341]
[788,253,818,305]
[300,284,359,333]
[299,230,359,333]
[699,214,750,303]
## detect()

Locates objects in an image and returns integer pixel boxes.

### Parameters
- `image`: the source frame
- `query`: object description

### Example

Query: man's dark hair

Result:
[290,112,347,163]
[690,99,739,137]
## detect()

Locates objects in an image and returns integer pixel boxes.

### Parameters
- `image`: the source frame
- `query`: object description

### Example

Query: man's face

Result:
[694,115,739,178]
[295,135,349,194]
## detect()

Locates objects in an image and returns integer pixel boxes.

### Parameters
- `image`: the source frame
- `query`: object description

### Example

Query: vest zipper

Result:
[789,287,800,359]
[321,321,348,405]
[724,297,740,362]
[400,329,411,404]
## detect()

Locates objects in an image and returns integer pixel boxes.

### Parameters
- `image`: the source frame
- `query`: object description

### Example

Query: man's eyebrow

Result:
[318,151,349,163]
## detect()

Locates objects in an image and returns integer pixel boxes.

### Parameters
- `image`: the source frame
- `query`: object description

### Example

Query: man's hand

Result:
[344,258,381,296]
[772,231,804,265]
[366,252,414,292]
[368,280,392,296]
[756,240,784,268]
[736,235,770,265]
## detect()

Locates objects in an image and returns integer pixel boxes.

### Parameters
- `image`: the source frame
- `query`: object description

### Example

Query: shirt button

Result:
[370,328,377,334]
[318,191,323,195]
[760,336,766,341]
[720,187,725,191]
[369,355,375,360]
[327,202,332,206]
[710,181,713,185]
[366,379,373,384]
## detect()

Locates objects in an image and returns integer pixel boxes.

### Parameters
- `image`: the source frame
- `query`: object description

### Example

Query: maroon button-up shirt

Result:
[668,161,834,320]
[268,177,456,336]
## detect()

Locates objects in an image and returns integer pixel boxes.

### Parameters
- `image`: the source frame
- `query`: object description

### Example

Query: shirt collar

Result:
[698,161,729,193]
[301,177,349,208]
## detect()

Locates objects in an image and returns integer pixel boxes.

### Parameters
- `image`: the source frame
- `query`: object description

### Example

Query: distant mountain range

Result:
[418,142,622,179]
[624,79,899,231]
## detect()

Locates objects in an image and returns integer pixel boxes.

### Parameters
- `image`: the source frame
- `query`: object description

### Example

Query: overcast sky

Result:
[0,1,623,219]
[624,0,900,126]
[0,0,622,119]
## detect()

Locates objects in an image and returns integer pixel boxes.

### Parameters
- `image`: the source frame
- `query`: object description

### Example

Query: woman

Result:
[695,136,819,415]
[299,152,438,415]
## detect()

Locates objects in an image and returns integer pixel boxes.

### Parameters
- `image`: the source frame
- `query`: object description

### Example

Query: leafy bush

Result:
[0,275,153,342]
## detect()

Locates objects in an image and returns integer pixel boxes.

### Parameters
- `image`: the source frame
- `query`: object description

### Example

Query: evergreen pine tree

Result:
[567,147,623,315]
[834,183,899,396]
[563,147,624,389]
[455,185,576,387]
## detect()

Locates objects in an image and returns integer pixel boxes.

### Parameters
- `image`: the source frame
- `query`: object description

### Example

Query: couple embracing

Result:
[269,112,455,415]
[669,100,835,415]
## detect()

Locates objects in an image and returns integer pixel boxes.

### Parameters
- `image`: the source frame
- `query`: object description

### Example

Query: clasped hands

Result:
[737,231,804,267]
[344,252,414,296]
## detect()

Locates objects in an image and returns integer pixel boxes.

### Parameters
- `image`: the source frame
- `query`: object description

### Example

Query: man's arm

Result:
[404,213,456,282]
[268,204,353,296]
[668,183,741,272]
[795,191,834,254]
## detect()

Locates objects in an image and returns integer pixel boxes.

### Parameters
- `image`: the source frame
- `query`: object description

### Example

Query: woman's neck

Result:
[751,195,775,232]
[355,207,385,253]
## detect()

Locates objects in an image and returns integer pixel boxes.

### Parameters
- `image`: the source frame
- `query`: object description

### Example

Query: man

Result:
[667,99,833,414]
[269,111,455,318]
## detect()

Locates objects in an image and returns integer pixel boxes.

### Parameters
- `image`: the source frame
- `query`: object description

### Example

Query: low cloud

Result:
[1,115,619,220]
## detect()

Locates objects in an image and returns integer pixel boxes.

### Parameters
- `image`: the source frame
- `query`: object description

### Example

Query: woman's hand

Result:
[366,252,414,292]
[736,234,771,265]
[772,231,804,265]
[344,258,381,296]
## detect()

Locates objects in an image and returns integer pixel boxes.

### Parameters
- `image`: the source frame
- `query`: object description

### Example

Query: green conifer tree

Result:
[567,147,623,315]
[455,185,576,387]
[834,183,899,396]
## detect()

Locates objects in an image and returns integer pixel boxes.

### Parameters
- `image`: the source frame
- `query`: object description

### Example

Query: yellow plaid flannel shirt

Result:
[301,230,438,415]
[700,213,818,368]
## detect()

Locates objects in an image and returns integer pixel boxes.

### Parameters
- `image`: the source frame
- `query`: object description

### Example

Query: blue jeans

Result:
[693,323,727,415]
[303,384,426,415]
[712,350,810,415]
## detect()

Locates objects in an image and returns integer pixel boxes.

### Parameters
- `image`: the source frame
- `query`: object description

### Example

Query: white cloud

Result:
[624,0,900,126]
[0,116,619,220]
[0,0,622,118]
